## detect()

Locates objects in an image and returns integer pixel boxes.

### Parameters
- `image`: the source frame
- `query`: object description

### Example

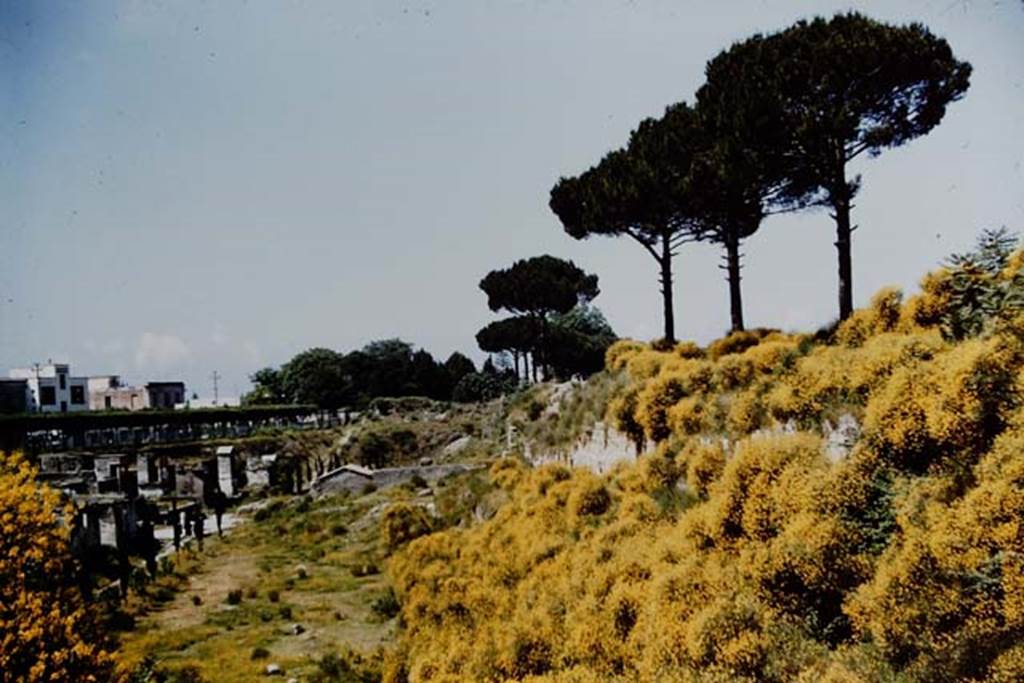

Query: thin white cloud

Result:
[135,332,191,370]
[211,325,229,347]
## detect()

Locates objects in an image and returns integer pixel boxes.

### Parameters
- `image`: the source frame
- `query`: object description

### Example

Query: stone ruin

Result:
[36,447,263,599]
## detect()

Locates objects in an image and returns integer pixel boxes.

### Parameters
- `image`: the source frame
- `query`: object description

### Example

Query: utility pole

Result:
[211,370,221,406]
[32,362,41,413]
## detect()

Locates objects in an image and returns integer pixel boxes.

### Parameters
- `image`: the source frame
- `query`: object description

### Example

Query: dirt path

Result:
[117,496,396,682]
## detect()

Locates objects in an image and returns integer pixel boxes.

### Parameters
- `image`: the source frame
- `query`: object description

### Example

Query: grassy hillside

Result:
[117,463,500,682]
[382,256,1024,682]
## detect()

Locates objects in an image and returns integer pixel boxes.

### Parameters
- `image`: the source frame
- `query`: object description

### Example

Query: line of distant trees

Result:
[242,339,516,409]
[251,12,973,408]
[476,255,617,383]
[549,12,971,343]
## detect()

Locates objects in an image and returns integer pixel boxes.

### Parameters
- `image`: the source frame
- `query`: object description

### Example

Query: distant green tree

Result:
[444,352,477,388]
[280,348,350,409]
[452,371,517,404]
[242,367,287,405]
[708,12,971,320]
[410,349,452,400]
[476,316,537,382]
[480,255,599,378]
[359,338,415,397]
[546,304,618,380]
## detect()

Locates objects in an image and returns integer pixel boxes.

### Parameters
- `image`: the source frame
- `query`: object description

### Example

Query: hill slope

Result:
[383,259,1024,682]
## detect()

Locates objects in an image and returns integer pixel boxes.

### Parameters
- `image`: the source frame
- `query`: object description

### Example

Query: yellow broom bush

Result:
[605,339,648,372]
[383,268,1024,682]
[0,452,117,682]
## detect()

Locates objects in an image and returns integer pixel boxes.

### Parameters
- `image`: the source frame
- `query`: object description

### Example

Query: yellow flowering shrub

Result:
[706,329,770,360]
[635,372,691,443]
[714,353,756,390]
[624,350,668,381]
[900,268,955,330]
[381,502,433,552]
[0,452,117,682]
[667,396,709,436]
[727,385,768,434]
[384,270,1024,682]
[862,335,1021,471]
[606,384,645,452]
[672,341,705,360]
[681,439,727,499]
[605,339,648,371]
[835,286,903,346]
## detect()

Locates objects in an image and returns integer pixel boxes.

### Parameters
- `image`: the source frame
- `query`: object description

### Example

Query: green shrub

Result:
[371,588,401,620]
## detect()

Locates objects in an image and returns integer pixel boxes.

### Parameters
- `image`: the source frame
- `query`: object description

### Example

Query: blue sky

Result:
[1,0,1022,399]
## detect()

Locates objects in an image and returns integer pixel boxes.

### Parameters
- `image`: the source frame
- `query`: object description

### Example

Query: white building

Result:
[9,363,90,413]
[7,363,188,414]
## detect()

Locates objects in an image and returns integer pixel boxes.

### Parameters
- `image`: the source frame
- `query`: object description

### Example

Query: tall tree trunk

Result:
[724,234,744,332]
[832,162,854,321]
[531,352,538,383]
[660,232,676,344]
[513,351,520,381]
[540,315,550,381]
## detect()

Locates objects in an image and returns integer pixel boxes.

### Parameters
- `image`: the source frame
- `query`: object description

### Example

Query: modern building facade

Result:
[9,364,90,413]
[146,382,186,410]
[7,364,186,414]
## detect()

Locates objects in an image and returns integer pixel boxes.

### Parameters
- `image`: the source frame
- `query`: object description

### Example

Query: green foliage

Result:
[939,228,1024,340]
[549,107,702,343]
[310,650,383,683]
[451,370,517,403]
[251,340,479,410]
[443,352,477,388]
[479,255,599,319]
[353,426,419,469]
[370,588,402,621]
[242,367,287,405]
[545,305,618,380]
[479,255,602,381]
[700,11,971,320]
[280,347,352,409]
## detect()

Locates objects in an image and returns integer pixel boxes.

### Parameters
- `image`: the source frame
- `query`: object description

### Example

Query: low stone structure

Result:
[310,462,477,495]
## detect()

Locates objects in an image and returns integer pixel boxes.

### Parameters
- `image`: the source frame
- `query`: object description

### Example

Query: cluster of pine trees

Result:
[476,255,617,384]
[550,12,971,342]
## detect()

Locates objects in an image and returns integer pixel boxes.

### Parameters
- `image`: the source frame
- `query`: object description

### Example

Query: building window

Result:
[105,396,112,409]
[59,374,66,390]
[70,386,85,404]
[40,386,56,406]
